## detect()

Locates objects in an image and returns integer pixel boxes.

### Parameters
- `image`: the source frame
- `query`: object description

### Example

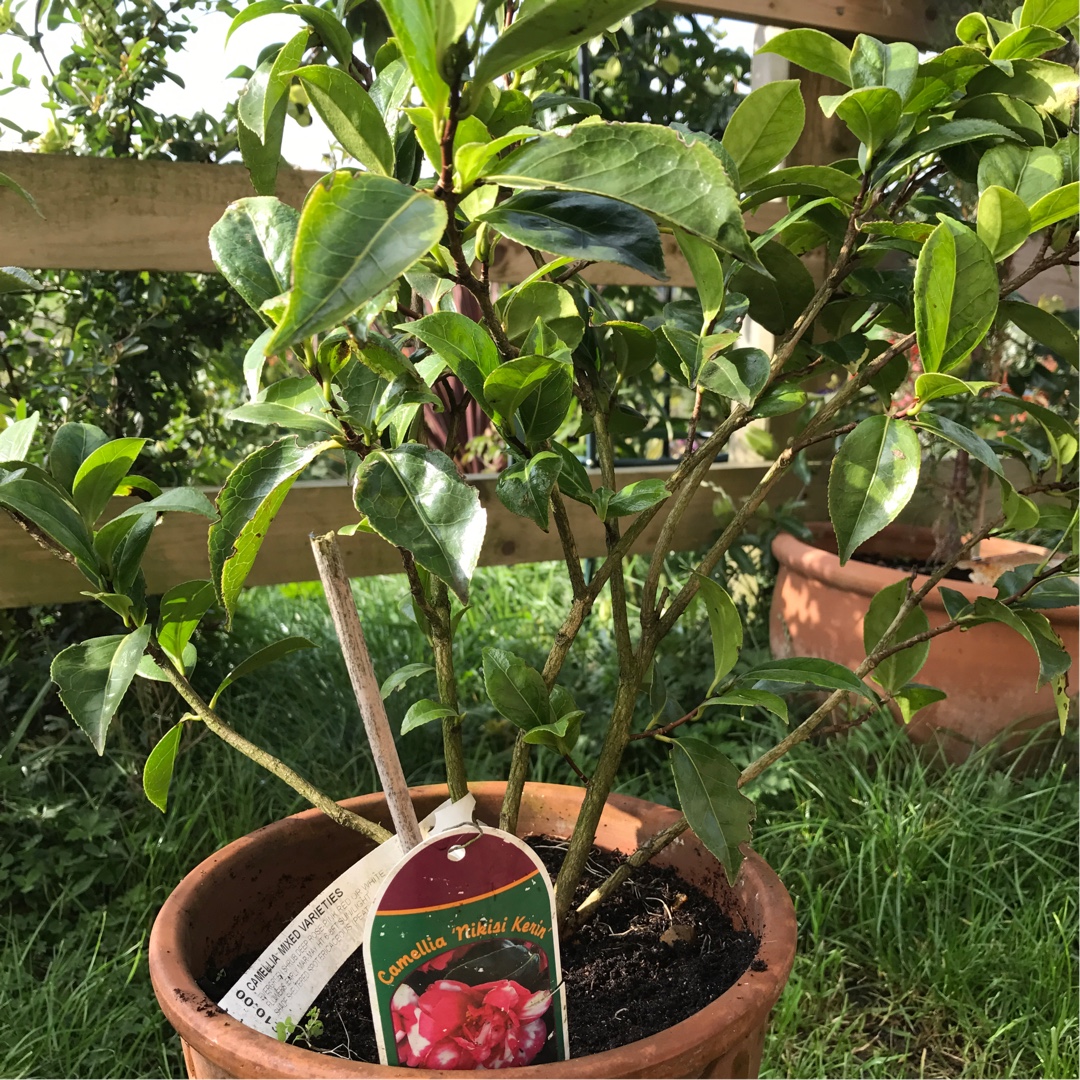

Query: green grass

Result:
[1,564,1077,1078]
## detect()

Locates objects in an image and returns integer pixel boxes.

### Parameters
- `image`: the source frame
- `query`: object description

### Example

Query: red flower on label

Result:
[391,978,551,1069]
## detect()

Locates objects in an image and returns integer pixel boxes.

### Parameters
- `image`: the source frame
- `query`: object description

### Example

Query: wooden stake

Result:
[310,531,423,852]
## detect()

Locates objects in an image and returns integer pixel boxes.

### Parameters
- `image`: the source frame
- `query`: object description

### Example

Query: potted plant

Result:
[1,0,1077,1076]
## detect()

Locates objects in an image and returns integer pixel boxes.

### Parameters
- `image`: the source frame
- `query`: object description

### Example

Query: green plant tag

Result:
[364,823,568,1069]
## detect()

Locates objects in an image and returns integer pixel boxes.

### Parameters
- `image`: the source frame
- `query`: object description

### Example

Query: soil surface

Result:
[854,552,972,582]
[201,836,759,1063]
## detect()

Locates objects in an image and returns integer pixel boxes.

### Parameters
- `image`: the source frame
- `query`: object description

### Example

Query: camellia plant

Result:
[1,0,1078,947]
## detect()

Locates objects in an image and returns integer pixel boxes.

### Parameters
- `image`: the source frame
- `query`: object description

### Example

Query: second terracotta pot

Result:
[771,523,1078,761]
[149,782,796,1080]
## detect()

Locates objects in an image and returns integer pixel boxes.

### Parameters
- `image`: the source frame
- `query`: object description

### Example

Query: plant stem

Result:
[431,579,467,802]
[146,640,392,844]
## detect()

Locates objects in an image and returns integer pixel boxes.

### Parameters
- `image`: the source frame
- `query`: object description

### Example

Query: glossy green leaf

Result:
[850,35,919,99]
[157,580,215,674]
[913,373,997,409]
[978,144,1063,205]
[225,0,288,45]
[49,423,109,492]
[698,347,770,407]
[721,80,804,188]
[863,579,930,693]
[820,86,902,164]
[674,230,724,331]
[990,25,1067,61]
[497,281,584,349]
[401,698,457,735]
[114,488,218,521]
[381,663,435,699]
[757,28,851,87]
[874,119,1022,184]
[829,416,921,563]
[380,0,449,115]
[606,478,669,518]
[750,384,807,419]
[696,575,743,693]
[482,646,553,730]
[478,190,666,278]
[487,122,763,270]
[977,185,1032,262]
[474,0,651,86]
[729,240,815,336]
[237,89,286,197]
[484,356,574,444]
[0,267,43,294]
[893,685,948,724]
[0,476,100,570]
[904,47,991,115]
[1029,182,1079,231]
[1000,477,1041,529]
[914,412,1005,478]
[229,375,343,435]
[551,444,593,504]
[743,165,862,205]
[739,656,875,700]
[50,627,151,754]
[914,218,998,373]
[670,737,755,880]
[210,637,317,707]
[0,413,39,463]
[406,312,500,412]
[354,445,486,604]
[496,452,562,531]
[282,3,353,67]
[210,197,299,318]
[291,66,394,176]
[971,598,1071,688]
[965,59,1078,123]
[209,437,331,621]
[71,439,147,525]
[1019,0,1077,29]
[143,721,185,812]
[0,169,42,214]
[267,173,447,353]
[1000,299,1079,366]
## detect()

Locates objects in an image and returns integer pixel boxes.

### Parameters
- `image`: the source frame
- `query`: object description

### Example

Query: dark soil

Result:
[200,837,759,1062]
[854,551,972,582]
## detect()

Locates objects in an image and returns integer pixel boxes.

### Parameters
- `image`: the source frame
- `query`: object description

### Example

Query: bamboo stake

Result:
[310,531,424,852]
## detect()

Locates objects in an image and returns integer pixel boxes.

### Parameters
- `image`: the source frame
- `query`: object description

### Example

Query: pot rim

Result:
[771,524,1078,618]
[149,781,796,1079]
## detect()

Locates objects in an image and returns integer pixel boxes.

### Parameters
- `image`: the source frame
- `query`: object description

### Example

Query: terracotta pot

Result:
[770,523,1079,761]
[150,782,796,1080]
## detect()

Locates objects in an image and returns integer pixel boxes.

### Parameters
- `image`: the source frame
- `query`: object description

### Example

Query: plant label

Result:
[364,822,569,1070]
[218,794,479,1036]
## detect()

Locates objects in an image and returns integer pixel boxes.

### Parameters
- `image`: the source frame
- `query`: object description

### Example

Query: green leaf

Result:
[484,357,574,445]
[496,281,584,349]
[0,267,44,294]
[211,636,317,707]
[50,627,151,754]
[904,47,992,115]
[0,169,42,214]
[478,190,666,279]
[966,59,1078,123]
[404,312,500,412]
[757,28,851,87]
[739,656,876,700]
[743,165,862,205]
[282,3,354,67]
[292,66,394,176]
[914,412,1005,478]
[978,144,1063,206]
[721,80,804,188]
[143,721,185,812]
[354,445,486,604]
[49,423,109,492]
[863,579,931,693]
[551,444,593,504]
[914,218,998,373]
[699,347,770,408]
[1000,299,1079,366]
[225,0,288,45]
[380,0,450,115]
[157,581,215,674]
[380,663,435,699]
[990,25,1067,61]
[820,87,902,164]
[473,0,651,86]
[913,373,997,409]
[482,647,553,731]
[674,230,724,331]
[1028,182,1079,231]
[266,173,447,354]
[237,89,287,197]
[874,119,1023,184]
[704,690,788,725]
[210,197,299,318]
[137,644,196,683]
[496,452,562,531]
[696,574,743,693]
[970,598,1071,688]
[999,477,1041,529]
[114,488,219,521]
[729,241,815,337]
[0,476,100,571]
[487,122,763,271]
[850,35,919,100]
[229,375,343,435]
[670,737,755,881]
[401,698,456,735]
[209,438,331,621]
[977,186,1032,262]
[893,685,948,724]
[1018,0,1077,30]
[828,416,921,563]
[750,384,807,419]
[606,478,669,518]
[0,413,39,463]
[71,439,147,525]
